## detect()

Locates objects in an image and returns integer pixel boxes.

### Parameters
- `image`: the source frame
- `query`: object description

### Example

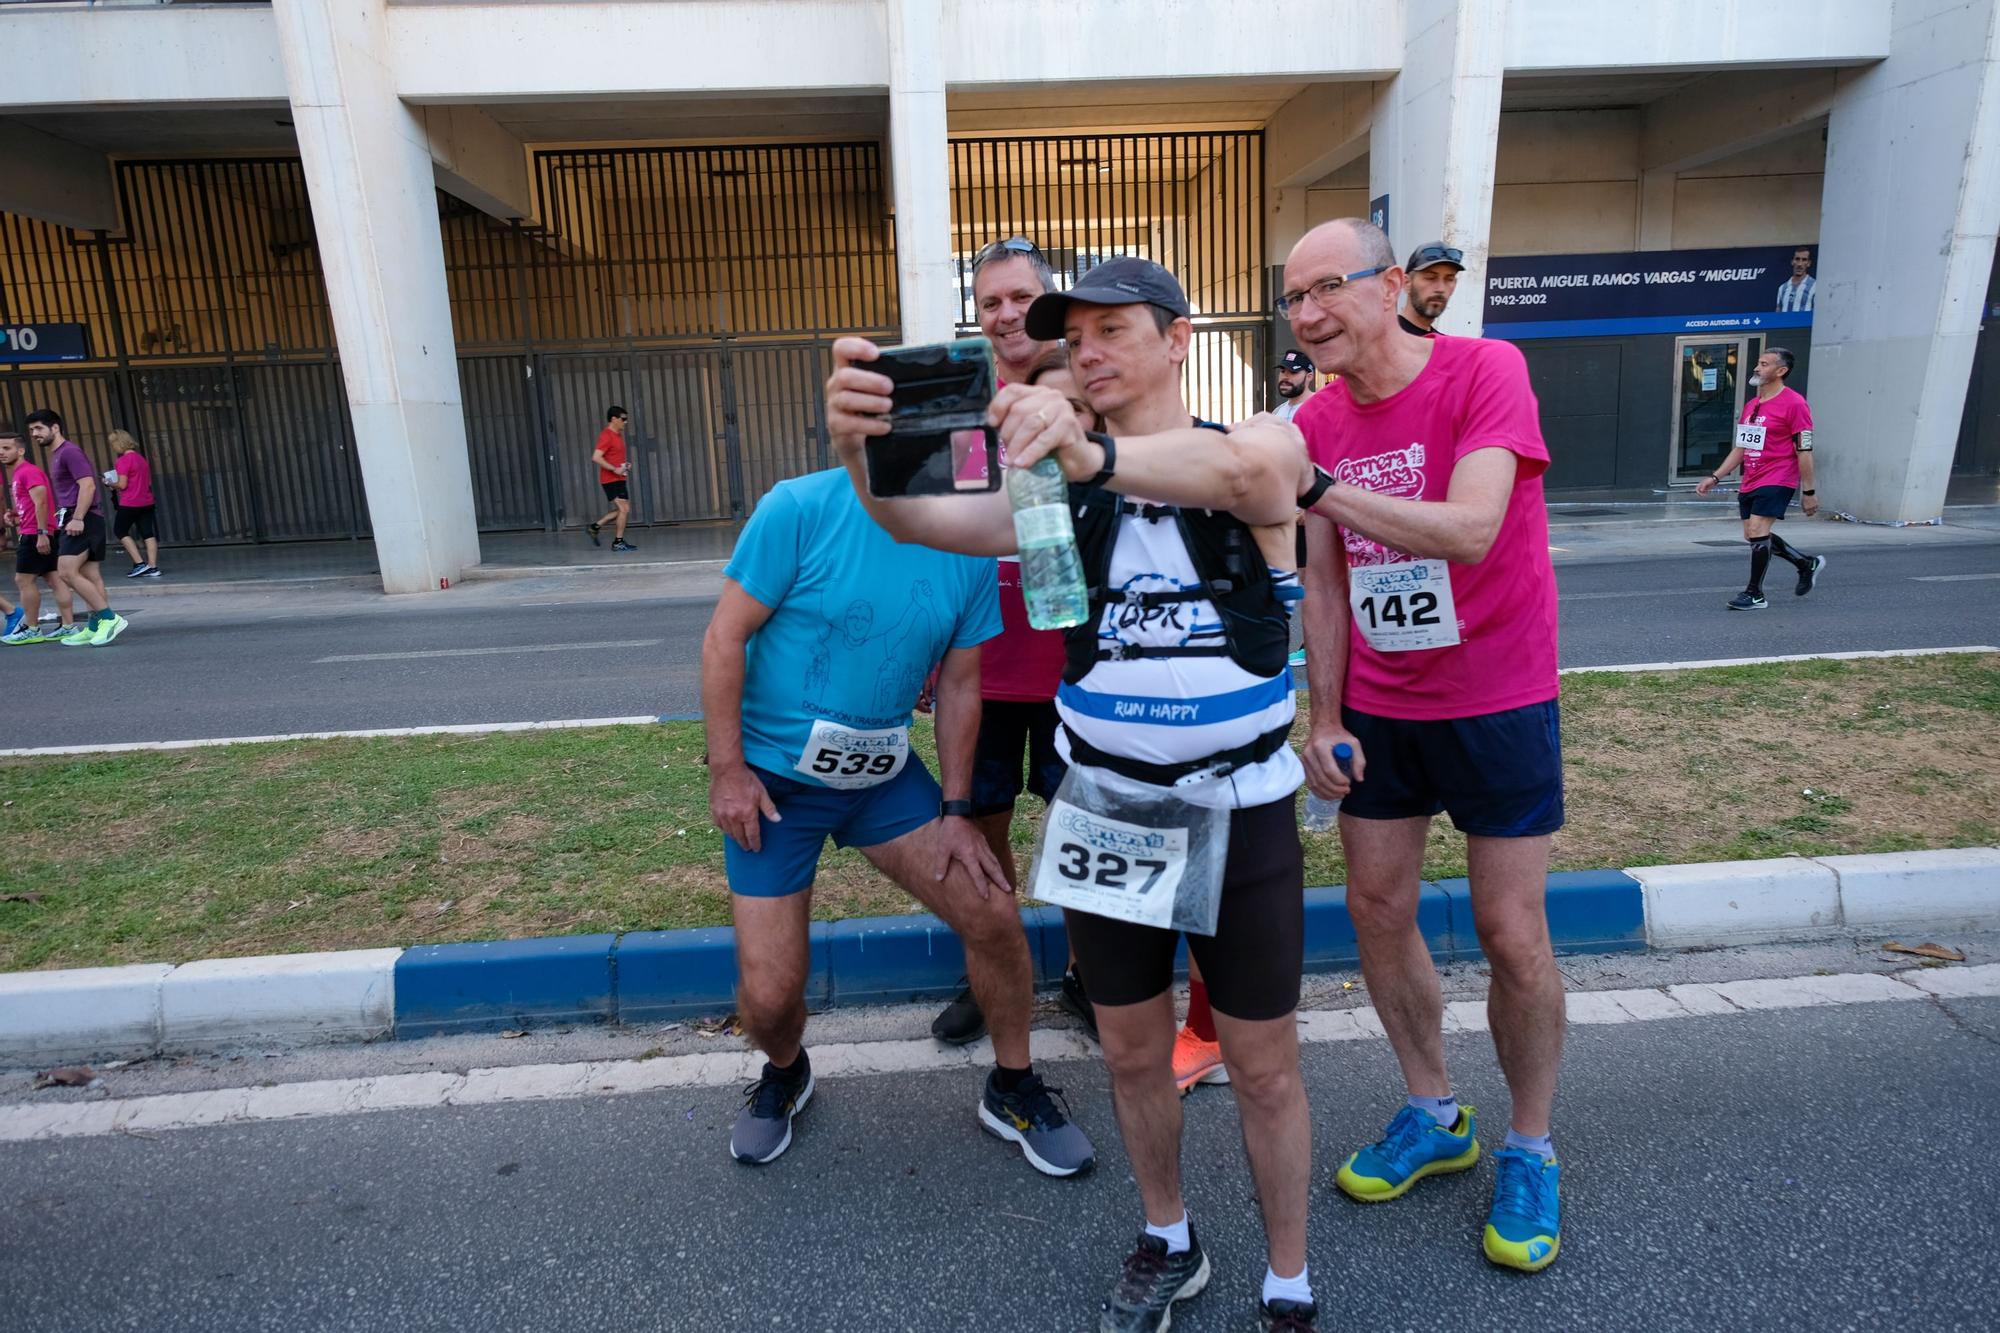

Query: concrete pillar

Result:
[1637,168,1676,250]
[272,0,479,593]
[1368,0,1506,336]
[1812,0,2000,523]
[886,0,954,344]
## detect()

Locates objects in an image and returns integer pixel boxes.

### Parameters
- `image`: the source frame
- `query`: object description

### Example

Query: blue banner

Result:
[0,323,91,364]
[1482,246,1818,341]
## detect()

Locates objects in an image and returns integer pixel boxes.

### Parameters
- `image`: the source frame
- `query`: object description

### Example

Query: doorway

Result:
[1670,336,1751,484]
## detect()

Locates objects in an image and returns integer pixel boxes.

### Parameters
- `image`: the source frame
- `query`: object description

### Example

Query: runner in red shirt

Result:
[588,406,637,552]
[1287,218,1566,1273]
[1695,347,1826,609]
[929,238,1097,1048]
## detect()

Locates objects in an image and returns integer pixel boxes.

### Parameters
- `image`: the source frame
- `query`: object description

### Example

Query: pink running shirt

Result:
[1738,386,1812,493]
[1296,335,1560,722]
[11,461,52,536]
[115,451,155,507]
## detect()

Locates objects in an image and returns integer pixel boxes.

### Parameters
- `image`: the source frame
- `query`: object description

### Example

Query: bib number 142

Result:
[1347,558,1461,653]
[1355,589,1442,632]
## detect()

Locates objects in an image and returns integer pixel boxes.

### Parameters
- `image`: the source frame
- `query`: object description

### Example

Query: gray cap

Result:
[1025,257,1191,341]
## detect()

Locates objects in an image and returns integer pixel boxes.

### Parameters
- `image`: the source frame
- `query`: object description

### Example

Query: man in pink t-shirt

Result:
[2,432,76,643]
[1286,218,1567,1273]
[1694,347,1825,610]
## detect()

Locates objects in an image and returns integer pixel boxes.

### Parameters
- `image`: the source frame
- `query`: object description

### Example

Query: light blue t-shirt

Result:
[724,469,1002,785]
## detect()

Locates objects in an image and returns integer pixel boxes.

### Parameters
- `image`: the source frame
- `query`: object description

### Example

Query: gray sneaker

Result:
[978,1069,1095,1177]
[729,1053,814,1165]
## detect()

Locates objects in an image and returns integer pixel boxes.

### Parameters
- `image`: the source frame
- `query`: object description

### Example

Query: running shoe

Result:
[1057,965,1099,1042]
[1286,647,1307,668]
[90,613,130,646]
[1098,1229,1209,1332]
[1171,1024,1228,1095]
[1260,1297,1320,1331]
[587,522,602,547]
[2,607,21,636]
[979,1070,1095,1177]
[144,567,163,579]
[56,621,101,647]
[613,539,638,552]
[1795,553,1826,596]
[2,622,59,646]
[1726,592,1767,611]
[1335,1103,1480,1202]
[124,563,152,579]
[1483,1148,1562,1272]
[931,980,987,1046]
[729,1052,813,1165]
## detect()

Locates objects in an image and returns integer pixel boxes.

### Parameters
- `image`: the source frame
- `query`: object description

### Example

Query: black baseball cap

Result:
[1406,242,1465,273]
[1278,349,1315,373]
[1025,256,1192,341]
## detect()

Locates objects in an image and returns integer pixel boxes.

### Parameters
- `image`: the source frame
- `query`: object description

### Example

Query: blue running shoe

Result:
[1483,1147,1561,1272]
[2,607,21,637]
[1335,1103,1480,1202]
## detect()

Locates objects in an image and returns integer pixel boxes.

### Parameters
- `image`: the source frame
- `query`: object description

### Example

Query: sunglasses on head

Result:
[973,236,1045,266]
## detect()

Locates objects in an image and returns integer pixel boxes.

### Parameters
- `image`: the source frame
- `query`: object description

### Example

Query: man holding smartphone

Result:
[701,449,1096,1178]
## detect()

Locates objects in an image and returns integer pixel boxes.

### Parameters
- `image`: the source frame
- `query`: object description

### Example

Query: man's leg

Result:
[863,821,1033,1069]
[1211,1008,1309,1276]
[613,497,631,540]
[120,532,143,566]
[56,555,107,615]
[144,535,160,570]
[1464,833,1564,1137]
[15,575,39,623]
[1095,994,1185,1223]
[975,809,1016,886]
[1341,812,1448,1095]
[1741,514,1774,599]
[731,890,814,1066]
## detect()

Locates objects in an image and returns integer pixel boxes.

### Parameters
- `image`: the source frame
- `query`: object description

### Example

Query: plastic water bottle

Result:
[1302,742,1355,831]
[1007,457,1089,629]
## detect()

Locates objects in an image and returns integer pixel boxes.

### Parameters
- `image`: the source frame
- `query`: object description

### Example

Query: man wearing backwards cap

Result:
[824,255,1330,1332]
[1273,349,1316,423]
[1400,241,1464,337]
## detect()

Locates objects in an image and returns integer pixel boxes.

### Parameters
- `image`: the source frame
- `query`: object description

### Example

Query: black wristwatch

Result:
[1082,432,1117,488]
[1298,465,1336,509]
[940,799,976,819]
[1802,489,1816,496]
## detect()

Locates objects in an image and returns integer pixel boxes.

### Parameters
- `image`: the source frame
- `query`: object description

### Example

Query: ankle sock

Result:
[1408,1093,1459,1130]
[993,1063,1033,1094]
[1185,978,1217,1043]
[768,1049,807,1079]
[1262,1263,1312,1306]
[1504,1128,1555,1163]
[1144,1212,1190,1255]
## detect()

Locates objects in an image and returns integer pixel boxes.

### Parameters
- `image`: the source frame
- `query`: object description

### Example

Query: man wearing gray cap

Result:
[824,255,1328,1331]
[1400,241,1464,336]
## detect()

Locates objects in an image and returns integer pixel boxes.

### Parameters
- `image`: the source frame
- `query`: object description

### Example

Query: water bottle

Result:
[1007,457,1089,629]
[1302,742,1355,831]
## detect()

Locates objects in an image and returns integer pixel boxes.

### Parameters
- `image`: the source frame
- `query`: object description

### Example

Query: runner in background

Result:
[107,431,163,579]
[1695,347,1825,610]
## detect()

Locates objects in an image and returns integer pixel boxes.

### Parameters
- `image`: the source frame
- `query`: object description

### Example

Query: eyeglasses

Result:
[1275,266,1388,321]
[1409,245,1464,270]
[972,236,1046,268]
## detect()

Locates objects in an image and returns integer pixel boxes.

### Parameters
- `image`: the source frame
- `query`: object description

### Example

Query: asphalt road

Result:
[8,537,1998,748]
[4,993,1996,1332]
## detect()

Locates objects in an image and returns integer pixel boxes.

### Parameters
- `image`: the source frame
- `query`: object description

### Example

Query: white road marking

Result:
[315,639,661,663]
[0,715,662,759]
[1561,645,1998,675]
[5,965,1993,1144]
[1910,572,2000,582]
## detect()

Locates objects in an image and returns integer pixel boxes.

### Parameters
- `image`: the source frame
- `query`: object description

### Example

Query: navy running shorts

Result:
[1739,486,1794,520]
[970,700,1067,817]
[723,758,942,897]
[1338,699,1565,838]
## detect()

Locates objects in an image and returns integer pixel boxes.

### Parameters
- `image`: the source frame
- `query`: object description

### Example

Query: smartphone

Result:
[862,337,1001,498]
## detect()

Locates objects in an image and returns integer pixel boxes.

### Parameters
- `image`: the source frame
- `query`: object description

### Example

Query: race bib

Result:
[793,719,909,790]
[1348,559,1461,653]
[1032,801,1188,929]
[1735,422,1766,457]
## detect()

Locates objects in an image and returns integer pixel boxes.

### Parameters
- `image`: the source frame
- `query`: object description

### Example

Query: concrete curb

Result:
[2,850,1991,1064]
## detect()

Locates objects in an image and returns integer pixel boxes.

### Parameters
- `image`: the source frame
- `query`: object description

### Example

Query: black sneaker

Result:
[1726,592,1768,611]
[1098,1230,1209,1332]
[587,522,602,547]
[729,1052,814,1165]
[1796,553,1826,596]
[979,1070,1095,1177]
[613,539,638,552]
[1260,1297,1319,1331]
[1058,966,1099,1042]
[124,564,151,579]
[931,981,986,1045]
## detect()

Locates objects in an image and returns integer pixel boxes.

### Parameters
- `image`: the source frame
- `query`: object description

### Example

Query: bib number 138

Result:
[1348,559,1461,653]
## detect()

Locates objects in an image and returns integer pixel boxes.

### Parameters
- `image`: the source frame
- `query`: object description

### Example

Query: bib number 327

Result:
[794,719,909,790]
[1348,559,1461,653]
[1031,802,1188,930]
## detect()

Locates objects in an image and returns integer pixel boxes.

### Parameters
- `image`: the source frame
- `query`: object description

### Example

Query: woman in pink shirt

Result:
[107,430,163,579]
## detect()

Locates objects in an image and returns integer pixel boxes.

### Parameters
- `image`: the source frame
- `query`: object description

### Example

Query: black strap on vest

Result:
[1065,722,1293,788]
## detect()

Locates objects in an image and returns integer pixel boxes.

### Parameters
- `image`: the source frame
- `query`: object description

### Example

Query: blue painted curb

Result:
[386,871,1648,1037]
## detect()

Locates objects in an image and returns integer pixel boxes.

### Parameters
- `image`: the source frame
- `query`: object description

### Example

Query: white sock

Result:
[1408,1093,1459,1130]
[1143,1212,1190,1255]
[1262,1263,1312,1306]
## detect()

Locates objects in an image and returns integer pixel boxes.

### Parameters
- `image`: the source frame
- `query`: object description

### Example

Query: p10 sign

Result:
[0,323,91,364]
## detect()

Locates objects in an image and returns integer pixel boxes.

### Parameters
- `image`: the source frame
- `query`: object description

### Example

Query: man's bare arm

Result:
[931,644,983,804]
[1307,446,1517,565]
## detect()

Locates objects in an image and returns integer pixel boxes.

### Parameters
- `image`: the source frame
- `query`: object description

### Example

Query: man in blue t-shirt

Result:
[702,467,1095,1178]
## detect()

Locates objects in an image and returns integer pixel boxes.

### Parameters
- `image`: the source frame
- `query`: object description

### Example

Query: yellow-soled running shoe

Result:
[1483,1147,1562,1272]
[1335,1104,1480,1202]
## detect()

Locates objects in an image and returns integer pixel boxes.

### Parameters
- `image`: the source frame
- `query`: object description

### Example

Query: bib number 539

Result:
[793,719,909,790]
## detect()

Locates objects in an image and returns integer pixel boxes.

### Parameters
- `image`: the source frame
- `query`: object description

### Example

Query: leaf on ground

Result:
[0,893,45,904]
[33,1065,94,1089]
[1884,941,1966,962]
[694,1014,742,1038]
[499,1029,529,1039]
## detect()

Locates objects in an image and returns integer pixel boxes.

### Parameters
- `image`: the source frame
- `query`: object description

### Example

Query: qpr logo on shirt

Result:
[1334,441,1427,499]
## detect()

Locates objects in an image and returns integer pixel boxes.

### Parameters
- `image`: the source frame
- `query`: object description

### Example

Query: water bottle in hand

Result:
[1007,457,1088,629]
[1302,742,1355,831]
